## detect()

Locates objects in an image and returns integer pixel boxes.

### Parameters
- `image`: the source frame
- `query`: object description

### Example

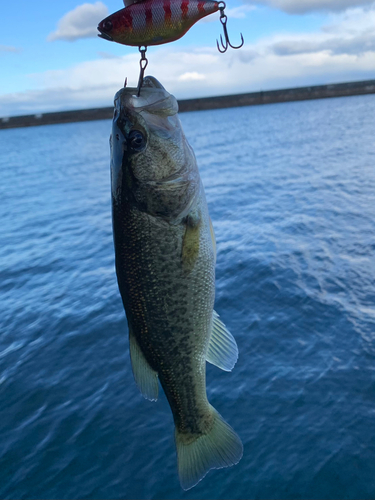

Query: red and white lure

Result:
[98,0,244,94]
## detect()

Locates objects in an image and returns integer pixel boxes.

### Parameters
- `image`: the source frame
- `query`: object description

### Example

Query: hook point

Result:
[216,38,226,53]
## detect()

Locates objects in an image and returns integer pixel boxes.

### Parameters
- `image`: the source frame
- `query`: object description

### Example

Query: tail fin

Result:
[175,406,243,490]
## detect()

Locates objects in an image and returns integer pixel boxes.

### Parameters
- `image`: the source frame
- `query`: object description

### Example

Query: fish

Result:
[110,75,243,490]
[98,0,219,46]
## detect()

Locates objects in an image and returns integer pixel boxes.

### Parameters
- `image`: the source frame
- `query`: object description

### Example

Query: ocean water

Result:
[1,93,375,500]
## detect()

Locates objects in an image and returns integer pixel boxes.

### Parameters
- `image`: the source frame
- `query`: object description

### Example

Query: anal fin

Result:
[129,327,159,401]
[206,311,238,372]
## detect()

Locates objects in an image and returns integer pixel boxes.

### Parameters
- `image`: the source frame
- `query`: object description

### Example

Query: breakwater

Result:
[1,79,374,130]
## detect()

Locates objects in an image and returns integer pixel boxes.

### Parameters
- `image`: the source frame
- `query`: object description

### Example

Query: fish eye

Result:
[103,20,113,31]
[128,130,146,152]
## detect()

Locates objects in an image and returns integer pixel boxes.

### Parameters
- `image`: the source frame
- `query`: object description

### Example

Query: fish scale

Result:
[98,0,220,46]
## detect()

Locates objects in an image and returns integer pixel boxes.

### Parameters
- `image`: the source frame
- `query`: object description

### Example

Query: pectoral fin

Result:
[182,211,201,271]
[206,311,238,372]
[129,327,158,401]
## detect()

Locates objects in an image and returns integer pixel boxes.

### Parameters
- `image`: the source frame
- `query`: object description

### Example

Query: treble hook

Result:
[216,1,244,53]
[137,46,148,97]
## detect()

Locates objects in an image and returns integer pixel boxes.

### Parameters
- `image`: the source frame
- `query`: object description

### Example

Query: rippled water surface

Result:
[1,94,375,499]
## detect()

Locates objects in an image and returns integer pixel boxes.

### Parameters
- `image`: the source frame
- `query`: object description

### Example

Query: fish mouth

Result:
[97,27,113,42]
[114,76,179,119]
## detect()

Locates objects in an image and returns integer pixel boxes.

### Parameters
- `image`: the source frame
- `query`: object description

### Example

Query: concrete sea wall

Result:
[1,79,374,130]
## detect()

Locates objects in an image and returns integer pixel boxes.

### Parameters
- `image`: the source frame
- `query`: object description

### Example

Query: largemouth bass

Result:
[110,76,243,490]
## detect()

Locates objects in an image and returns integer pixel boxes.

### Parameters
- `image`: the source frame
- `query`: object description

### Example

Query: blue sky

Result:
[1,0,375,115]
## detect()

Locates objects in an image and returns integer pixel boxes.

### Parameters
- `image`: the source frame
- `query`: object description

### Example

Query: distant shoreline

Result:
[1,79,374,130]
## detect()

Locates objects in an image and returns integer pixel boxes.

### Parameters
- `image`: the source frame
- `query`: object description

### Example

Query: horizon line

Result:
[1,78,374,130]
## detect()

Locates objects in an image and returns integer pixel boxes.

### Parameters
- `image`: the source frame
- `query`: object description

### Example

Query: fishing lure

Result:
[98,0,244,95]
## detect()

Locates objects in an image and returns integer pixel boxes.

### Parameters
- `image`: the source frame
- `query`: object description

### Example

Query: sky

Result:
[1,0,375,116]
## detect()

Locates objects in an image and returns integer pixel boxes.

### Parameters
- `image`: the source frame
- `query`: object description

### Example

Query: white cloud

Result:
[270,6,375,55]
[48,2,108,41]
[179,72,206,81]
[1,5,375,116]
[202,4,255,23]
[0,45,21,53]
[225,5,257,17]
[251,0,375,14]
[323,5,375,33]
[98,51,122,59]
[272,31,375,56]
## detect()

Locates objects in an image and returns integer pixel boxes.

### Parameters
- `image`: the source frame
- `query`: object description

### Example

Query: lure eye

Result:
[103,20,113,32]
[128,130,146,152]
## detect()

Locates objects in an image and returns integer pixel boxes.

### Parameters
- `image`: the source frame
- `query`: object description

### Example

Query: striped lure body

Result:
[97,0,220,47]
